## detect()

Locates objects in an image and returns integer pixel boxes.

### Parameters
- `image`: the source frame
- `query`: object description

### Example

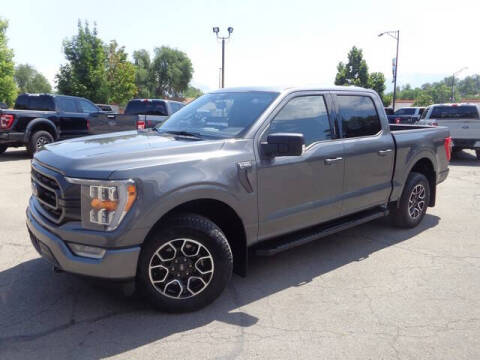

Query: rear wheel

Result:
[476,149,480,160]
[391,172,430,228]
[0,144,7,154]
[137,213,233,312]
[27,130,54,155]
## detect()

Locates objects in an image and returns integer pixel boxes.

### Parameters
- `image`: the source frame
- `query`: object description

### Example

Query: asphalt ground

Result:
[0,147,479,359]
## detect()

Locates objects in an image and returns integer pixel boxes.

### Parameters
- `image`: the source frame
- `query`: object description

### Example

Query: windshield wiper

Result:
[155,129,203,139]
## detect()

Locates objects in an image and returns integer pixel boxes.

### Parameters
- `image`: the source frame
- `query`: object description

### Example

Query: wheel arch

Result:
[25,118,58,142]
[144,198,248,277]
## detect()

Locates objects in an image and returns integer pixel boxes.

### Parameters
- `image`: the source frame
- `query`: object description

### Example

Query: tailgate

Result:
[434,119,480,140]
[88,113,138,134]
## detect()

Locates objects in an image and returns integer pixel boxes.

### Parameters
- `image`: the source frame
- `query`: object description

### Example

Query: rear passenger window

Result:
[57,98,77,112]
[337,95,381,138]
[266,95,332,147]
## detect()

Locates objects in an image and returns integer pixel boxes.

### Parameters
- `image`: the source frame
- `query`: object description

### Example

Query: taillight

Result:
[137,120,145,130]
[0,114,14,129]
[86,119,90,131]
[444,136,452,161]
[395,118,400,124]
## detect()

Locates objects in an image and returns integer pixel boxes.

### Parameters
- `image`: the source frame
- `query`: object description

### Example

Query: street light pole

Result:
[451,67,468,102]
[213,27,234,88]
[379,30,400,111]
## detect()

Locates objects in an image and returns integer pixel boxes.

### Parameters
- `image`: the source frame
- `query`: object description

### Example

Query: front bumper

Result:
[26,205,141,280]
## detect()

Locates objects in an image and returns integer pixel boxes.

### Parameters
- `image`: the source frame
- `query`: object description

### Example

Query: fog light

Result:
[69,243,106,259]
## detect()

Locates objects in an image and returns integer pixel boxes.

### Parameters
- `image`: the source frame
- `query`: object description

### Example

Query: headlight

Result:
[66,178,137,231]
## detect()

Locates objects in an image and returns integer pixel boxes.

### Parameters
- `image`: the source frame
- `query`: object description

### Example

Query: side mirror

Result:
[261,133,304,157]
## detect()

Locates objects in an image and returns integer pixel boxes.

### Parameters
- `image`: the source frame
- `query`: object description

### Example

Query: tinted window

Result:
[394,108,415,115]
[338,95,381,138]
[57,97,78,112]
[158,92,279,139]
[14,95,55,111]
[266,96,331,147]
[78,100,99,113]
[125,100,168,116]
[430,105,479,119]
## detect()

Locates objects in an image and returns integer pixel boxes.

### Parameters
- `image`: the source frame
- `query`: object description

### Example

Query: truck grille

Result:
[31,163,81,224]
[31,167,62,221]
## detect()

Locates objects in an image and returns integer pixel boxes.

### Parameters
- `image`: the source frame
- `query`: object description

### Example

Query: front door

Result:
[257,92,345,240]
[334,93,395,215]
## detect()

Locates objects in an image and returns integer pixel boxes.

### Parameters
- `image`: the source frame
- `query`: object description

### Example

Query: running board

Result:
[255,207,389,256]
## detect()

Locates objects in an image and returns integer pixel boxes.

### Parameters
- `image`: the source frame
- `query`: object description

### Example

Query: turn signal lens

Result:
[125,185,136,212]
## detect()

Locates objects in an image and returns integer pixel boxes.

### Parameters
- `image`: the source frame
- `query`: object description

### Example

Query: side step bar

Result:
[255,207,389,256]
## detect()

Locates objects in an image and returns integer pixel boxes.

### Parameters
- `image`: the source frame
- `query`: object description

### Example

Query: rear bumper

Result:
[452,139,480,149]
[0,131,24,144]
[26,205,140,280]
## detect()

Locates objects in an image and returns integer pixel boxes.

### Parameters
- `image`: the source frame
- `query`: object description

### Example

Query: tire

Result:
[0,144,7,154]
[391,172,430,228]
[137,213,233,312]
[452,147,462,153]
[27,130,54,155]
[476,149,480,160]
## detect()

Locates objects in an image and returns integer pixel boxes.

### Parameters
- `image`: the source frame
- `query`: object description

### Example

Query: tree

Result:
[413,93,433,106]
[150,46,193,98]
[15,64,52,93]
[133,49,152,98]
[0,18,17,106]
[184,86,203,99]
[335,46,369,87]
[56,21,108,103]
[105,41,136,105]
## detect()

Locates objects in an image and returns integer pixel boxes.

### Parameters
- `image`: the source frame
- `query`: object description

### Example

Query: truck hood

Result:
[34,130,226,179]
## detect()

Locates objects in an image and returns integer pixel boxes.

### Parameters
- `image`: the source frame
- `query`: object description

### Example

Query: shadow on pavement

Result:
[449,149,479,167]
[0,148,30,163]
[0,214,439,359]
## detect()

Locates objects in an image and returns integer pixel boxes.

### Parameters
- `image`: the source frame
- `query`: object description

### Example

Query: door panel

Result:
[256,92,344,240]
[334,93,395,216]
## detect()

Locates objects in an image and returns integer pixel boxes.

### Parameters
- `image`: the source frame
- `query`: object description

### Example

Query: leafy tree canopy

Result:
[0,18,17,106]
[105,40,136,105]
[15,64,52,94]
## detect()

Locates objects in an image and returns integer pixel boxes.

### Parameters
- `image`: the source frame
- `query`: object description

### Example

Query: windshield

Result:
[156,91,279,139]
[125,100,168,116]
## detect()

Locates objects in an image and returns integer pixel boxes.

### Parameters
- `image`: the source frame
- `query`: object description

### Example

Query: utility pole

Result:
[451,67,468,102]
[379,30,400,111]
[213,27,233,88]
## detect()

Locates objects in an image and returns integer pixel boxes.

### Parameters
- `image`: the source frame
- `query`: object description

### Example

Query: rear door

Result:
[257,92,345,239]
[334,92,395,216]
[56,97,87,139]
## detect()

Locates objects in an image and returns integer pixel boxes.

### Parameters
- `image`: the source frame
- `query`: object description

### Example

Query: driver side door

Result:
[256,92,345,240]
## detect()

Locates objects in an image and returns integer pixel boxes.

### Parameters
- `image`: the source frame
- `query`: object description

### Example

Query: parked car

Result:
[384,107,394,115]
[27,86,450,312]
[388,106,425,124]
[418,103,480,159]
[0,93,136,155]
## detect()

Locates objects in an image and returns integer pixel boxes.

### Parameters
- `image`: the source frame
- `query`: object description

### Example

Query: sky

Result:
[2,0,479,93]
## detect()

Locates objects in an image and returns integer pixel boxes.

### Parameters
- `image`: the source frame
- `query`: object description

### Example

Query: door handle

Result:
[378,149,393,156]
[462,125,469,129]
[324,157,343,165]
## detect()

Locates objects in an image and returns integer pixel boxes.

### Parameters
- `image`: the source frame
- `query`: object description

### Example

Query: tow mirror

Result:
[261,133,304,157]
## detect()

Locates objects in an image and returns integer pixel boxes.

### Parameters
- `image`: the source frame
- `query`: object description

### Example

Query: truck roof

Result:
[209,85,374,94]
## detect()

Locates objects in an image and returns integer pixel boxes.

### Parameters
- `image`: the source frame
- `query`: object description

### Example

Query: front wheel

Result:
[137,213,233,312]
[391,172,430,228]
[0,144,7,154]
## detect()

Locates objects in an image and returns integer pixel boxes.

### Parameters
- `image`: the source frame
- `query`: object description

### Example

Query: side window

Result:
[337,95,381,138]
[57,98,77,112]
[266,95,332,147]
[78,100,99,113]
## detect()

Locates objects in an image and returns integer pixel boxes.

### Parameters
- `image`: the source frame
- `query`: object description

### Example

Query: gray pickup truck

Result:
[26,86,451,312]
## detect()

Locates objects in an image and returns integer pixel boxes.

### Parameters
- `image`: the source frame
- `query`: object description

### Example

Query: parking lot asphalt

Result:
[0,147,479,360]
